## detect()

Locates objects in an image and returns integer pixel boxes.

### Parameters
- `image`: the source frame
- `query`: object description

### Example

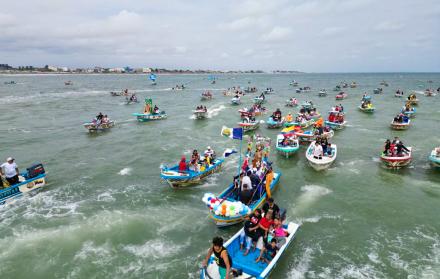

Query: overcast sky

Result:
[1,0,439,72]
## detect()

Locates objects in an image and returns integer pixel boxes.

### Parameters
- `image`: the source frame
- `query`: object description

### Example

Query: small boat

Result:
[266,117,284,129]
[301,101,314,110]
[238,120,260,132]
[380,148,412,168]
[160,158,224,187]
[325,120,346,130]
[335,92,347,100]
[358,104,375,113]
[296,87,311,94]
[64,81,73,86]
[401,107,416,118]
[390,118,410,130]
[253,96,266,104]
[0,163,47,206]
[125,97,139,104]
[224,88,244,96]
[318,89,327,97]
[395,90,404,97]
[200,221,300,279]
[172,85,186,90]
[244,87,258,93]
[201,92,213,100]
[203,172,281,226]
[290,80,299,86]
[83,120,115,132]
[262,88,274,94]
[4,81,16,85]
[333,85,341,91]
[285,118,315,128]
[305,141,337,171]
[380,80,389,87]
[110,91,123,96]
[276,134,299,157]
[373,88,383,94]
[428,148,440,167]
[193,109,208,119]
[238,107,266,118]
[133,111,167,122]
[285,98,298,107]
[231,96,241,105]
[149,73,157,85]
[361,95,371,101]
[295,129,334,143]
[350,82,357,88]
[341,82,349,88]
[325,111,346,130]
[425,89,437,96]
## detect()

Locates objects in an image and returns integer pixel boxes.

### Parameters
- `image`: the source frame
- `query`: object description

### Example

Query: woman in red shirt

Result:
[178,156,187,172]
[257,209,274,244]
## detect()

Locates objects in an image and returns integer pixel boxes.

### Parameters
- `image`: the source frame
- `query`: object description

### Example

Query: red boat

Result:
[380,147,412,168]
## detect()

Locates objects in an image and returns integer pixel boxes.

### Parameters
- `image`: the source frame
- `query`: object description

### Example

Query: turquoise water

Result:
[0,73,439,278]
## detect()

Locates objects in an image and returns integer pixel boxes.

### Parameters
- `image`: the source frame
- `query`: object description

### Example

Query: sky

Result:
[1,0,439,72]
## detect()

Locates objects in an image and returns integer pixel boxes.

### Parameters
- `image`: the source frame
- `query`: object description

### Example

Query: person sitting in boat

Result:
[153,105,159,114]
[101,115,109,124]
[190,150,200,172]
[313,141,323,159]
[336,113,344,123]
[255,238,279,264]
[130,94,137,102]
[204,146,216,160]
[240,180,253,204]
[178,156,188,173]
[202,236,233,279]
[384,140,391,156]
[273,109,282,121]
[0,157,19,186]
[240,209,261,256]
[285,113,293,122]
[256,209,274,244]
[96,112,103,121]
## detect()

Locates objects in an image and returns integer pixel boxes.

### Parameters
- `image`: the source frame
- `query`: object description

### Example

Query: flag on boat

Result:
[221,126,243,140]
[223,148,237,158]
[149,74,157,81]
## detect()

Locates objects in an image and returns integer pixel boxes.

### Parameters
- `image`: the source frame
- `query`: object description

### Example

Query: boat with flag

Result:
[0,163,47,206]
[276,133,299,158]
[203,127,280,226]
[160,149,233,187]
[200,221,300,279]
[133,98,167,122]
[149,73,157,85]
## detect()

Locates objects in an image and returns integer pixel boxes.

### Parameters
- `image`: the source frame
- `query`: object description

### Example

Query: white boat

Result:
[305,141,337,171]
[231,97,241,105]
[318,89,327,97]
[193,109,208,119]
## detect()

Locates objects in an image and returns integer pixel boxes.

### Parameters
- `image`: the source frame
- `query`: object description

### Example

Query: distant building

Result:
[60,67,69,72]
[48,65,58,72]
[142,67,152,73]
[0,64,12,70]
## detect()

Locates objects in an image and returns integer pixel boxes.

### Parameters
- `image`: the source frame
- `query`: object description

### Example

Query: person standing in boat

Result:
[0,157,19,186]
[202,236,232,279]
[178,156,187,173]
[313,141,323,159]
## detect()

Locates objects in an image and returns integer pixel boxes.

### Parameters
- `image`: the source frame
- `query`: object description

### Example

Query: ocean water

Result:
[0,73,439,279]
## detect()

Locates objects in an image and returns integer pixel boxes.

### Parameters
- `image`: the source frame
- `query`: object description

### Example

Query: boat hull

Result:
[133,112,167,122]
[305,142,337,171]
[83,121,115,132]
[0,170,46,206]
[161,159,223,187]
[208,173,281,227]
[390,121,410,130]
[380,148,412,168]
[325,120,346,130]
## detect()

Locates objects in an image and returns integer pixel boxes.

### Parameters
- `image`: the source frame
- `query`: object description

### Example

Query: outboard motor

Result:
[26,163,45,179]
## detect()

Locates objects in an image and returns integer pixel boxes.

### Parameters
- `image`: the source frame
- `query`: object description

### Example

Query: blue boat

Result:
[0,164,47,206]
[428,149,440,167]
[200,221,300,279]
[134,98,167,122]
[266,117,283,129]
[276,134,299,158]
[362,95,371,101]
[160,159,224,187]
[401,107,416,118]
[204,172,281,227]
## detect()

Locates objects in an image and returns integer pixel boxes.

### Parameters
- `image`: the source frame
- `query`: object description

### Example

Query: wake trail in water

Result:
[290,185,332,216]
[118,168,132,176]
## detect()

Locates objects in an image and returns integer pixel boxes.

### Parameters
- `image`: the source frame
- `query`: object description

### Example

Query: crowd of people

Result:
[383,137,410,157]
[202,198,288,277]
[178,147,216,173]
[393,113,409,123]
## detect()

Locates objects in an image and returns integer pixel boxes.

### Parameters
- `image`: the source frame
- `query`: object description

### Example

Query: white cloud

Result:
[260,26,291,42]
[375,21,405,32]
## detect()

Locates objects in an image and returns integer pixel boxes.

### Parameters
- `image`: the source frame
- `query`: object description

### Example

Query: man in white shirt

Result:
[0,157,19,186]
[313,142,323,159]
[241,172,252,191]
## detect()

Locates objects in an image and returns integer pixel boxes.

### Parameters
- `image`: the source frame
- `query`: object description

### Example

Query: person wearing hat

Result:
[204,146,215,160]
[0,157,20,186]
